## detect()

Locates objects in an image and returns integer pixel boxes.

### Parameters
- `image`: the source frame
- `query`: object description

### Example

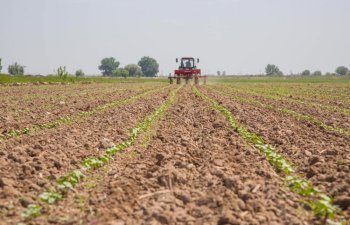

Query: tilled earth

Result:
[0,83,165,133]
[30,86,308,225]
[199,85,350,220]
[0,83,172,224]
[0,82,349,225]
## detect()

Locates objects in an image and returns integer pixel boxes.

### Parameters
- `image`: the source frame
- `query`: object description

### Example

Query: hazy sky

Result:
[1,0,350,75]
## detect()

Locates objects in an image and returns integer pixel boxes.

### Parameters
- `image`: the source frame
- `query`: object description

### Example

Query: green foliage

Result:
[335,66,349,76]
[284,176,319,196]
[82,157,105,169]
[99,57,120,76]
[113,68,129,78]
[306,195,340,220]
[8,62,25,75]
[21,204,41,218]
[56,66,69,79]
[39,191,63,204]
[138,56,159,77]
[57,170,85,190]
[265,64,283,76]
[75,69,85,77]
[124,64,143,77]
[0,58,2,72]
[301,70,311,76]
[313,70,322,76]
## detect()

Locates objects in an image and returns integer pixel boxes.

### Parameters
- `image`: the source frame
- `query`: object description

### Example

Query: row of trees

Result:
[1,57,348,77]
[0,56,159,77]
[265,64,350,76]
[98,56,159,77]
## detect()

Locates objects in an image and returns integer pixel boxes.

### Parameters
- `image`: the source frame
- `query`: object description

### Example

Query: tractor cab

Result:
[177,57,198,70]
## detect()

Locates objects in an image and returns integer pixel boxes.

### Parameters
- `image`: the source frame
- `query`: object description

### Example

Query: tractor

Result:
[168,57,207,85]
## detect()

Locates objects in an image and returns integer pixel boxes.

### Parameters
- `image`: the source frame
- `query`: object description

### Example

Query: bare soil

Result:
[0,86,173,224]
[32,86,308,225]
[199,86,350,219]
[0,83,165,133]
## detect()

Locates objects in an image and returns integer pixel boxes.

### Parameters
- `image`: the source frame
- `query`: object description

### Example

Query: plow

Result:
[168,57,207,85]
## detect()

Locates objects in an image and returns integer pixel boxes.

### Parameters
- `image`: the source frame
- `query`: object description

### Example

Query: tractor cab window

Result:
[180,58,195,69]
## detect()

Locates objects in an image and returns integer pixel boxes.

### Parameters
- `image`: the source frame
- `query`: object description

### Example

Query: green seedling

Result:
[306,195,340,220]
[57,170,85,190]
[284,176,319,197]
[39,191,63,204]
[21,204,41,219]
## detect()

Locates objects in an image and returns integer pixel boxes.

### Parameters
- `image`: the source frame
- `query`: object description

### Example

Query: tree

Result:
[124,64,143,77]
[138,56,159,77]
[56,66,69,79]
[8,62,25,75]
[135,68,143,77]
[75,69,85,77]
[217,71,221,76]
[98,57,120,76]
[265,64,282,76]
[0,58,2,73]
[313,71,322,76]
[113,68,129,78]
[335,66,349,76]
[222,71,226,76]
[301,70,311,76]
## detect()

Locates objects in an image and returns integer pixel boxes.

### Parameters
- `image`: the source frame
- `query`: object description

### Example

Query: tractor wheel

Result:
[176,77,181,85]
[195,77,199,85]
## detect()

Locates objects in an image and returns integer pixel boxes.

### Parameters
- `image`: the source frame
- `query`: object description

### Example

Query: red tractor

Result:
[168,57,207,85]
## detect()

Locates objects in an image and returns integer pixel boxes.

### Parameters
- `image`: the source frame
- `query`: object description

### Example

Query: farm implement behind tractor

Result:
[168,57,207,85]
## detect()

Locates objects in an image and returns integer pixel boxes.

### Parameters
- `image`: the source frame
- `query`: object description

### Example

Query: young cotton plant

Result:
[306,195,340,221]
[57,170,85,190]
[284,175,319,197]
[39,191,63,204]
[21,204,42,219]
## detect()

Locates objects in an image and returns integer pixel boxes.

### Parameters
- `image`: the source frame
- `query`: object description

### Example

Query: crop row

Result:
[0,85,169,140]
[220,83,350,108]
[214,84,350,117]
[193,86,345,224]
[208,86,350,138]
[20,86,182,222]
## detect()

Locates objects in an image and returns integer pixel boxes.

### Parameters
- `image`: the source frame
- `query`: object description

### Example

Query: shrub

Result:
[335,66,349,76]
[75,69,85,77]
[301,70,311,76]
[313,71,322,76]
[8,62,25,75]
[57,66,69,79]
[265,64,283,76]
[113,68,129,78]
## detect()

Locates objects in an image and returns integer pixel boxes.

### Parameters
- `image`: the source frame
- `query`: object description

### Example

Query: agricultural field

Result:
[0,77,349,225]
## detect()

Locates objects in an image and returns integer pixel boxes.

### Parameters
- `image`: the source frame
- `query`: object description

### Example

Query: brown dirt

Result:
[0,83,165,133]
[199,86,350,219]
[31,86,309,225]
[0,86,174,224]
[224,83,350,108]
[210,84,350,131]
